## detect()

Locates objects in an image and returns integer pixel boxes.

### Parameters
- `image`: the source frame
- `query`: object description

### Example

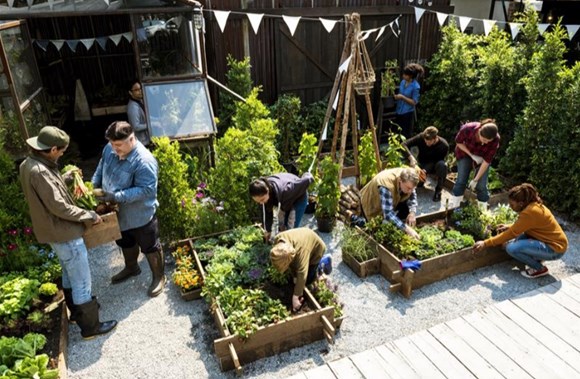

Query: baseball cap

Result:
[26,126,70,150]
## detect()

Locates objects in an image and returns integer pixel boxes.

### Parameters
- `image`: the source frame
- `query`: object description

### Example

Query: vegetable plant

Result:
[310,278,343,319]
[315,157,340,220]
[358,130,378,187]
[61,165,97,210]
[341,227,376,263]
[381,59,399,98]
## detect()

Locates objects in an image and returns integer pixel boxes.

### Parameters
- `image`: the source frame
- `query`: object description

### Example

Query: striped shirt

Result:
[379,186,417,230]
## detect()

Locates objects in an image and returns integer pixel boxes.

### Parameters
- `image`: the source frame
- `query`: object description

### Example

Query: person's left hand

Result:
[292,295,303,312]
[472,240,485,253]
[96,191,116,203]
[406,213,416,227]
[394,94,402,100]
[468,179,478,191]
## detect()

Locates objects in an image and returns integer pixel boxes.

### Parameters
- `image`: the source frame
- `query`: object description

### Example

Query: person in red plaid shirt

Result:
[449,119,500,209]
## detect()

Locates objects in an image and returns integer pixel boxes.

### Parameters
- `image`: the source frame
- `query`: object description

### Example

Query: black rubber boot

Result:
[76,299,117,340]
[433,187,442,202]
[63,288,79,323]
[145,250,166,297]
[111,245,141,284]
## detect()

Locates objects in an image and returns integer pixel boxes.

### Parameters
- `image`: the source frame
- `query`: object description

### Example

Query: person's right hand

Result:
[405,225,420,240]
[292,295,303,312]
[409,157,417,167]
[472,240,485,253]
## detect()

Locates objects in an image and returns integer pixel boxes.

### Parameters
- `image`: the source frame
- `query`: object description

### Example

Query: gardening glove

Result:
[468,179,478,192]
[400,259,422,271]
[292,294,303,312]
[287,210,296,229]
[96,191,116,203]
[470,154,484,165]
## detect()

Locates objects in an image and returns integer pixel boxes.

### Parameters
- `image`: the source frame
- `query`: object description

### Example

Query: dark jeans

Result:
[116,215,162,254]
[422,160,448,190]
[395,111,415,139]
[306,263,319,286]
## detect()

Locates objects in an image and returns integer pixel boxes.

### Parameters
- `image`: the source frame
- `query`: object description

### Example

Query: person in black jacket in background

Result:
[249,172,314,241]
[403,126,449,202]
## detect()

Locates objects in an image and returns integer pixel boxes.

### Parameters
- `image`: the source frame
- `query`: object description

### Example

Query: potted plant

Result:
[295,132,318,213]
[315,156,340,233]
[381,59,399,109]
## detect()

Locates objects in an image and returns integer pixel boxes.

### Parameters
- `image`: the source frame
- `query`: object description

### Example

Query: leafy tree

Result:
[270,94,303,163]
[217,55,254,135]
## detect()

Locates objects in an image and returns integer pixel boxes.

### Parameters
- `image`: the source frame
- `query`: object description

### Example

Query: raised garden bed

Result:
[356,209,510,298]
[444,174,509,207]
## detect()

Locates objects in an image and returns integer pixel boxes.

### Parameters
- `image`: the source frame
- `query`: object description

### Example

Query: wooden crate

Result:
[342,254,380,278]
[444,177,509,207]
[83,212,121,249]
[356,209,510,298]
[187,242,338,373]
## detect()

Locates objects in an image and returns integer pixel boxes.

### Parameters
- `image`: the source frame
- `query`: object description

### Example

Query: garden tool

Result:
[145,249,166,297]
[400,259,422,271]
[76,299,117,340]
[307,155,317,174]
[111,245,141,284]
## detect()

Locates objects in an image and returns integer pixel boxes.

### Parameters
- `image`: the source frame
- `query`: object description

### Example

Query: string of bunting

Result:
[33,32,133,53]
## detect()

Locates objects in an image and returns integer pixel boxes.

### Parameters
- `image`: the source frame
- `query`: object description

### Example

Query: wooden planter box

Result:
[174,238,207,301]
[356,210,510,298]
[443,176,509,207]
[342,254,380,278]
[182,234,339,373]
[83,212,121,249]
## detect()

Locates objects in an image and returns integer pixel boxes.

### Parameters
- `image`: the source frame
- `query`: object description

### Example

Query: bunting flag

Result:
[214,10,230,32]
[414,7,426,24]
[80,38,94,50]
[509,23,521,40]
[96,37,108,50]
[321,122,328,140]
[319,17,338,33]
[338,55,352,73]
[26,0,33,6]
[332,89,339,110]
[375,25,386,42]
[35,40,50,52]
[283,15,301,36]
[483,19,496,36]
[7,0,15,8]
[458,16,471,32]
[122,32,132,43]
[103,0,109,5]
[436,12,447,27]
[390,20,400,38]
[538,23,550,35]
[359,29,375,41]
[51,40,64,51]
[247,13,264,35]
[566,25,580,40]
[109,33,123,46]
[47,0,54,10]
[66,39,79,52]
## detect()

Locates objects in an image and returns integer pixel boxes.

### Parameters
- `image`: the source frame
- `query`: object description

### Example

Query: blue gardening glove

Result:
[400,259,421,271]
[96,191,116,203]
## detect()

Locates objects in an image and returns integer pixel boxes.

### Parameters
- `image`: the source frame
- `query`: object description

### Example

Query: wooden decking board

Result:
[494,300,580,362]
[374,344,422,379]
[444,317,533,378]
[327,357,364,379]
[408,330,476,379]
[462,311,559,378]
[547,280,580,306]
[564,274,580,289]
[349,349,397,379]
[286,373,308,379]
[304,364,337,379]
[428,323,504,378]
[388,337,446,379]
[480,306,580,378]
[539,282,580,317]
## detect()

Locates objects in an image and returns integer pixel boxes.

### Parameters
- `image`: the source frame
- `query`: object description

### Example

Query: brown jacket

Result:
[20,154,95,244]
[360,167,411,220]
[275,228,326,296]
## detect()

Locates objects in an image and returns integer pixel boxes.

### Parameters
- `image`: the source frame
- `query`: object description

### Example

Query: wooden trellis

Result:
[317,13,382,187]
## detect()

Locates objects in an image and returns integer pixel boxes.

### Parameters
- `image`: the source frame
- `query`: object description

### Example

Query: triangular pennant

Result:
[7,0,15,8]
[414,7,426,24]
[47,0,54,10]
[319,17,338,33]
[389,22,399,38]
[214,10,230,32]
[566,25,580,40]
[80,38,94,50]
[375,25,386,42]
[26,0,33,6]
[103,0,110,5]
[96,37,108,50]
[35,40,50,52]
[538,23,550,35]
[109,34,123,46]
[436,12,448,27]
[338,55,352,73]
[51,40,65,51]
[122,32,132,43]
[283,15,301,37]
[66,39,80,52]
[247,13,264,35]
[359,30,375,41]
[509,23,521,40]
[458,16,471,32]
[321,122,328,141]
[483,19,496,36]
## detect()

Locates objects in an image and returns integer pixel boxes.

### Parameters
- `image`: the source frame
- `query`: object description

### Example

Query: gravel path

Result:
[66,185,580,379]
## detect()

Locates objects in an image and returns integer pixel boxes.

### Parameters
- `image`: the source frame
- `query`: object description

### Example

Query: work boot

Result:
[477,200,488,211]
[63,288,79,324]
[432,187,442,202]
[447,195,463,208]
[145,250,166,297]
[111,245,141,284]
[76,299,117,340]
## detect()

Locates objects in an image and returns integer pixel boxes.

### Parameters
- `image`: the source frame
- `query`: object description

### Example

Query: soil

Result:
[260,280,312,315]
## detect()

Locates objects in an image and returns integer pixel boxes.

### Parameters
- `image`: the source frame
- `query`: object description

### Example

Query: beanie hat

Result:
[270,240,296,273]
[26,126,70,150]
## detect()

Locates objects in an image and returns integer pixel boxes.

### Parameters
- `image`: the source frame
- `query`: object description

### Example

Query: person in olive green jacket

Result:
[270,228,329,311]
[473,183,568,279]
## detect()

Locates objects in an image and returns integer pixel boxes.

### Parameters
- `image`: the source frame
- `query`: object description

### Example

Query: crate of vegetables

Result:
[356,203,518,297]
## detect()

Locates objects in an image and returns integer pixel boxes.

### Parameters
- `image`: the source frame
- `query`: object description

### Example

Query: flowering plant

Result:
[310,277,344,319]
[0,227,55,273]
[172,245,203,291]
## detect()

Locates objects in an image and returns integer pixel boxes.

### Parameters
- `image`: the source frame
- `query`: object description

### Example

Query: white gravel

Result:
[66,184,580,379]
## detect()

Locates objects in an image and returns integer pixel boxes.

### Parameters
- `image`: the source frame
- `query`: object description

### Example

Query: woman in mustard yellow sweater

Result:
[473,183,568,278]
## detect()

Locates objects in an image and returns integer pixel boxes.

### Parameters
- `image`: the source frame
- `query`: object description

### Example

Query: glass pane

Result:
[22,93,48,140]
[144,80,215,138]
[0,97,26,157]
[0,24,42,105]
[135,13,201,78]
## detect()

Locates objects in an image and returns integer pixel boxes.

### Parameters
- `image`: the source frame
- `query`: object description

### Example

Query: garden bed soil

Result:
[356,209,510,298]
[444,174,509,207]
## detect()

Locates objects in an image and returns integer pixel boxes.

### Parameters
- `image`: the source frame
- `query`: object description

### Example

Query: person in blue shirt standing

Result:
[394,63,424,139]
[92,121,165,297]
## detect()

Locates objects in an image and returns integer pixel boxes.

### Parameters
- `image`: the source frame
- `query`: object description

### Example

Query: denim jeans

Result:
[422,160,448,190]
[506,234,563,270]
[283,192,309,229]
[452,157,490,201]
[50,237,92,305]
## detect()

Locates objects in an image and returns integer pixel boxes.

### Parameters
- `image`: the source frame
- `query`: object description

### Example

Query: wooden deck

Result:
[287,273,580,379]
